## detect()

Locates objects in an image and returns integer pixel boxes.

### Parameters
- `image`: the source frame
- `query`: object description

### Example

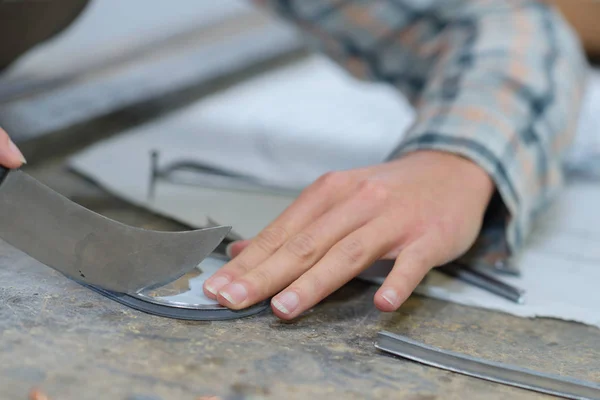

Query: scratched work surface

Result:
[0,160,598,400]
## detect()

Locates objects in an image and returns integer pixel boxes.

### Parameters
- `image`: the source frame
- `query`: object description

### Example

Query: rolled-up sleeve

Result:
[254,0,588,254]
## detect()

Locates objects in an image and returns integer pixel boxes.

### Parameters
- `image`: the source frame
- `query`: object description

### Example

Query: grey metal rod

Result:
[438,263,525,304]
[376,332,600,400]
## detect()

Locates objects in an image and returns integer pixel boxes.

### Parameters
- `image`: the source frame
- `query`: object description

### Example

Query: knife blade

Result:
[0,167,231,293]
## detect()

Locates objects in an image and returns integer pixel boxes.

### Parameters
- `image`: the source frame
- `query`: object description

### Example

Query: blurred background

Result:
[2,0,598,154]
[0,0,598,164]
[1,0,599,223]
[0,0,304,158]
[0,0,597,237]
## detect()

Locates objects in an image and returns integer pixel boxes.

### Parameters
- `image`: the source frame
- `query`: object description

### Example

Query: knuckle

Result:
[314,171,348,192]
[337,238,365,265]
[255,226,288,253]
[231,257,253,274]
[249,269,273,293]
[299,274,325,299]
[356,180,390,204]
[285,232,317,261]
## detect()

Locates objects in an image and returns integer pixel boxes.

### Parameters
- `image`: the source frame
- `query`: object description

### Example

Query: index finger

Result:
[203,172,357,297]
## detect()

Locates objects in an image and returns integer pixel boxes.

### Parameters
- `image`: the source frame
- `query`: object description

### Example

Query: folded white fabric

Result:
[72,54,600,191]
[147,56,415,190]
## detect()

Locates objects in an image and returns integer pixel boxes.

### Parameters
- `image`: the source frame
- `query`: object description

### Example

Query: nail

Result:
[219,283,248,305]
[205,275,231,295]
[381,288,399,307]
[272,291,299,315]
[8,139,26,164]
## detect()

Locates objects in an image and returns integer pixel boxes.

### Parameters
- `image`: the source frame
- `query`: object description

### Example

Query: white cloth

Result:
[142,56,414,189]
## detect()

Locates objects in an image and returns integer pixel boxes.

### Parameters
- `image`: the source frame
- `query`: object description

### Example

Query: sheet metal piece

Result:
[376,331,600,400]
[438,263,525,304]
[86,255,269,320]
[86,285,269,320]
[0,168,230,293]
[360,259,526,304]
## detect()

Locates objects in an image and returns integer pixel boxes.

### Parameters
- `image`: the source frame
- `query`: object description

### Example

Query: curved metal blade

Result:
[0,170,230,293]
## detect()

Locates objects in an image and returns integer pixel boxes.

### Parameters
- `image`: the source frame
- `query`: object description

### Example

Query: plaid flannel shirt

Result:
[255,0,587,260]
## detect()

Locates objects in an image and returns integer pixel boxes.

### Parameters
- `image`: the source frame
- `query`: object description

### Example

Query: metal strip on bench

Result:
[376,331,600,400]
[84,254,269,321]
[85,285,269,321]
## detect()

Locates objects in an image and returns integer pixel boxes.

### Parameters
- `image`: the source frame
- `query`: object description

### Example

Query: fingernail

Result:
[381,288,399,307]
[272,291,299,315]
[8,140,26,164]
[219,283,248,305]
[205,275,230,295]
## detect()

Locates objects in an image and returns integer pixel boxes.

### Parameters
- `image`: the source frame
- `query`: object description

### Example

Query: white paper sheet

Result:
[70,56,600,328]
[72,56,414,191]
[70,125,296,238]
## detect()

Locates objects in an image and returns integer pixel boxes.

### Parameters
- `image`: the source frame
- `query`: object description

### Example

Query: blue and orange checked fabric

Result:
[254,0,588,258]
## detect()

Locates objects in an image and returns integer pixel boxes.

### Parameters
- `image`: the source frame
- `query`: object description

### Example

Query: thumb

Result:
[0,128,26,168]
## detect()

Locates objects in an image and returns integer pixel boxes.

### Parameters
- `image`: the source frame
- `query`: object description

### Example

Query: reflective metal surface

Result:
[376,331,600,400]
[87,255,269,320]
[0,169,230,293]
[135,254,234,310]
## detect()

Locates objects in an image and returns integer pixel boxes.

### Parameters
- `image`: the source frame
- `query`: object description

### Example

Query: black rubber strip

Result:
[85,284,269,321]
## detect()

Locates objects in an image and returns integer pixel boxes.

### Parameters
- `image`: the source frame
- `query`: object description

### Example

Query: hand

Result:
[0,127,26,168]
[203,150,494,319]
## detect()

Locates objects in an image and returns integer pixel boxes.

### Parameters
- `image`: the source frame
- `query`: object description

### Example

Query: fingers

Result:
[0,128,26,168]
[269,218,396,319]
[215,184,388,309]
[203,171,357,298]
[374,238,436,312]
[203,151,490,319]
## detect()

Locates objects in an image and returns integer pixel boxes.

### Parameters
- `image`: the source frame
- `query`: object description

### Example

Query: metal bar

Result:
[438,263,525,304]
[376,331,600,400]
[148,150,159,201]
[86,284,268,321]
